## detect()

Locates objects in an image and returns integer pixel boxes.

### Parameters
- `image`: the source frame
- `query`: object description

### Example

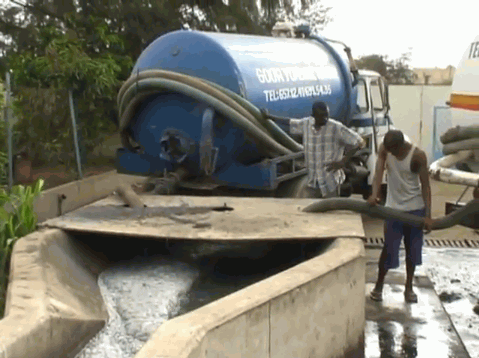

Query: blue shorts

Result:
[383,208,425,270]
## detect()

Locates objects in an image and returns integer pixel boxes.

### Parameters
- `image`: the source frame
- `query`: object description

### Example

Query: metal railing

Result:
[269,151,307,189]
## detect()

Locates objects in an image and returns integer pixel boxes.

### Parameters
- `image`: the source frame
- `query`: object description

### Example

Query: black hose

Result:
[302,198,479,230]
[440,124,479,144]
[443,138,479,155]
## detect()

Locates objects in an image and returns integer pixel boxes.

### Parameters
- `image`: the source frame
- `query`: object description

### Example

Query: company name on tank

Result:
[255,67,335,84]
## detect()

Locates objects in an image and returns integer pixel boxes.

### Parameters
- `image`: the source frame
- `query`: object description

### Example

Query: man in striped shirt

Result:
[261,101,365,198]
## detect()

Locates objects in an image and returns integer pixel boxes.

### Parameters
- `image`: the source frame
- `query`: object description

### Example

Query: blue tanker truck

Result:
[116,24,392,198]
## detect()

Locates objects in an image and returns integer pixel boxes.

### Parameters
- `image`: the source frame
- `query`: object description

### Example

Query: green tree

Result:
[356,51,415,85]
[387,51,415,85]
[273,1,332,35]
[0,0,332,168]
[4,18,132,167]
[355,55,389,78]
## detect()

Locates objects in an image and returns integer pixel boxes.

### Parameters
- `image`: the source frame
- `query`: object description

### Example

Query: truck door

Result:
[369,77,390,144]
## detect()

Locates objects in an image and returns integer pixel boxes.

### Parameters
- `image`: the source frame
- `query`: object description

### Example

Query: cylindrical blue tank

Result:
[123,30,357,180]
[133,30,354,119]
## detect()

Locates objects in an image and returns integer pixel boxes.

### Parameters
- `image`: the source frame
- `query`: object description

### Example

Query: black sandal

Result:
[370,289,383,302]
[404,290,418,303]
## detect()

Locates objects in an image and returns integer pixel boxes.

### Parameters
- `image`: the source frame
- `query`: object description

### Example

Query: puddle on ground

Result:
[380,248,479,358]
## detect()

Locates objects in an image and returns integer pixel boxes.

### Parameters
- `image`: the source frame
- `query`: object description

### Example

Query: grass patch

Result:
[0,179,44,318]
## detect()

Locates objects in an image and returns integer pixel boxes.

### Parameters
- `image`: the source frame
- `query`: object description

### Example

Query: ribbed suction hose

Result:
[117,70,304,159]
[302,198,479,230]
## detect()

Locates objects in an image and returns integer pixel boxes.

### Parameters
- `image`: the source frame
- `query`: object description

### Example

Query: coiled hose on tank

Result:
[117,69,304,159]
[302,198,479,230]
[441,124,479,155]
[429,124,479,187]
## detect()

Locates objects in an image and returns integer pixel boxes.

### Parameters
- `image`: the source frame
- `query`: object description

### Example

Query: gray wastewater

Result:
[74,234,331,358]
[423,248,479,358]
[72,233,479,358]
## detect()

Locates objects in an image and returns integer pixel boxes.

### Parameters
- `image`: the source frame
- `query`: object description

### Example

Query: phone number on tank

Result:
[263,85,332,102]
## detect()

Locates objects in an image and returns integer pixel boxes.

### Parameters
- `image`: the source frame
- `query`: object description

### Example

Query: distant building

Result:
[412,66,455,85]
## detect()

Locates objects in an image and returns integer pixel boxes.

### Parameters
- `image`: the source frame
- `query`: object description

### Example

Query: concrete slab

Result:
[365,272,470,358]
[39,195,365,241]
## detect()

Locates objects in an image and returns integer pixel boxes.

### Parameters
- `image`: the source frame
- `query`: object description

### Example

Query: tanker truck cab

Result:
[350,70,392,197]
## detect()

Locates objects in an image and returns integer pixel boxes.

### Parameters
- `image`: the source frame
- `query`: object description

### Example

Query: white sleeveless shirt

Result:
[385,145,425,211]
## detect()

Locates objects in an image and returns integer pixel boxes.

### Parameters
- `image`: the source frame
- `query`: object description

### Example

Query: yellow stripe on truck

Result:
[450,92,479,111]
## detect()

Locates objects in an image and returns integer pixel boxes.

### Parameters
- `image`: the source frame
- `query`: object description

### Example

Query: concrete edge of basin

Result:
[135,238,367,358]
[0,228,108,358]
[34,171,148,223]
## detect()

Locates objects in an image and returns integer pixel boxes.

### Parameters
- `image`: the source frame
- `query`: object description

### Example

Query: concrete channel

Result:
[0,171,367,358]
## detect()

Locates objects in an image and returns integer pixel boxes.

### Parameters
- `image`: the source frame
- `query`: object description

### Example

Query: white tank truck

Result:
[428,34,479,224]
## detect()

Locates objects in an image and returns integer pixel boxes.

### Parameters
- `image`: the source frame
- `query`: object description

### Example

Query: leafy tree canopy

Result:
[0,0,332,168]
[356,51,415,85]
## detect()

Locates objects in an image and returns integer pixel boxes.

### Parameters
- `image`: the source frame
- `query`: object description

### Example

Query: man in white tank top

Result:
[367,130,434,303]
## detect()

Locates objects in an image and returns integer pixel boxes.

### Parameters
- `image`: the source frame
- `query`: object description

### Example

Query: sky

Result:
[318,0,479,69]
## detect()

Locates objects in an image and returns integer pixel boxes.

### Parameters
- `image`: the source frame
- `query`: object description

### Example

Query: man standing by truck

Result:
[367,129,434,303]
[261,101,365,198]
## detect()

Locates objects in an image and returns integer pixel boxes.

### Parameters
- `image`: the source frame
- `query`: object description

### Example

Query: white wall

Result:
[388,85,451,162]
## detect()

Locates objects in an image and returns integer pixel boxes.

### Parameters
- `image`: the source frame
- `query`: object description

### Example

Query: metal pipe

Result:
[116,183,145,208]
[309,36,355,124]
[150,167,189,195]
[5,71,13,190]
[68,89,83,179]
[429,150,479,187]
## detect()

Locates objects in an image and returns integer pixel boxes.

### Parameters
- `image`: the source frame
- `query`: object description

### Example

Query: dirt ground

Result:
[17,158,116,190]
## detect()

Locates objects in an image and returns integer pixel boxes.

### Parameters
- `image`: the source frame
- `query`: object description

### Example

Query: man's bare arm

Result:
[326,140,366,172]
[261,109,291,126]
[368,143,387,204]
[415,150,432,219]
[414,149,434,232]
[343,139,366,163]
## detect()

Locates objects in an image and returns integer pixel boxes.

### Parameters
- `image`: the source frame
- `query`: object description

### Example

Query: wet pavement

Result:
[366,247,479,358]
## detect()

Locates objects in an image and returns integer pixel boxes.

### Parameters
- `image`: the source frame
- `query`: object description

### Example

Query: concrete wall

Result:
[33,171,147,223]
[0,234,365,358]
[135,238,366,358]
[412,67,455,85]
[0,229,108,358]
[1,172,366,358]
